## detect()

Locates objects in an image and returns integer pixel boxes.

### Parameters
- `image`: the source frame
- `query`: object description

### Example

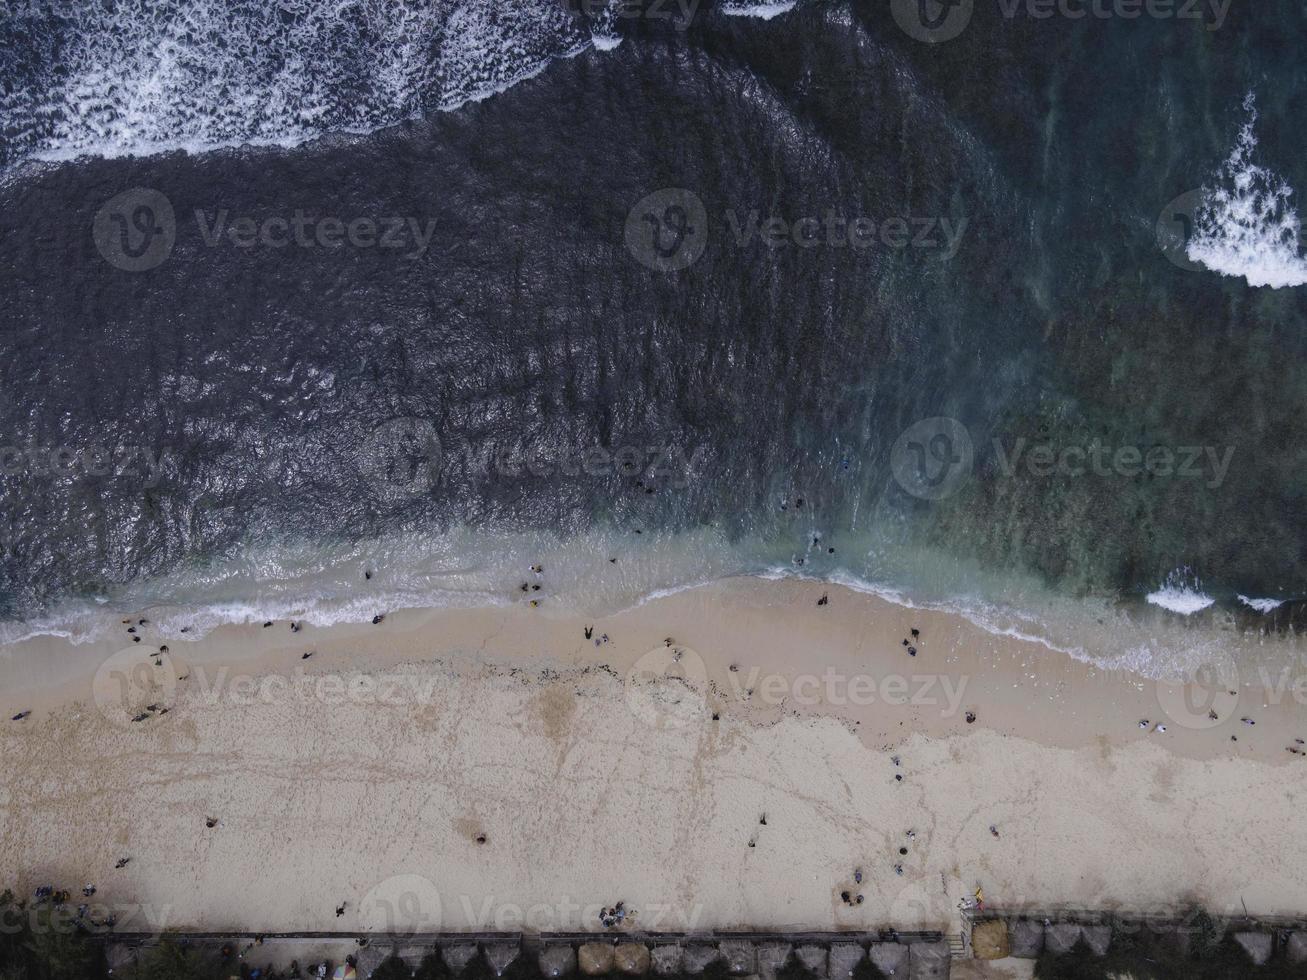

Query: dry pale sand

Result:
[0,577,1304,936]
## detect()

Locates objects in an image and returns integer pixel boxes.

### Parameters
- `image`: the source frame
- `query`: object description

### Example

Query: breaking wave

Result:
[1187,94,1307,290]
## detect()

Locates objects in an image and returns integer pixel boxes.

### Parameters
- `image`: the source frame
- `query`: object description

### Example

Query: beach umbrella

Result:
[331,966,357,980]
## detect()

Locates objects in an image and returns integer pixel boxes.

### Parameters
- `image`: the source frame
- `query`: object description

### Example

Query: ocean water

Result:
[1,0,1306,676]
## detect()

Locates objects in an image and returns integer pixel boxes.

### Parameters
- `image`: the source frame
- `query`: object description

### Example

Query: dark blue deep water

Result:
[2,0,1306,672]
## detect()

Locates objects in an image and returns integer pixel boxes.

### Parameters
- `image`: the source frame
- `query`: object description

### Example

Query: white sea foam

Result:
[1238,594,1285,614]
[1146,575,1216,616]
[722,1,797,18]
[1,0,595,165]
[1187,94,1307,289]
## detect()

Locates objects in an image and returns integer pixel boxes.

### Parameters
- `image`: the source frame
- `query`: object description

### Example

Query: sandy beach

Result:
[1,577,1305,937]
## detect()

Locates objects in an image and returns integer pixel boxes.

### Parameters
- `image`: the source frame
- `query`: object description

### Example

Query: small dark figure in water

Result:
[180,626,191,633]
[520,583,529,592]
[127,627,136,634]
[476,834,487,844]
[759,814,766,825]
[290,621,301,633]
[133,636,140,643]
[372,615,384,625]
[263,621,273,628]
[159,645,168,654]
[364,570,372,580]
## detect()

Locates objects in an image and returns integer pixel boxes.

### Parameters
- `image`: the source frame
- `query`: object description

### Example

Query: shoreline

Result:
[1,577,1305,934]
